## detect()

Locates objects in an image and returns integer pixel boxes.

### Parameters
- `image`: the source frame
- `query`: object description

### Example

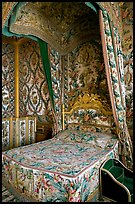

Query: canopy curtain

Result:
[98,9,133,170]
[85,2,133,169]
[2,2,58,134]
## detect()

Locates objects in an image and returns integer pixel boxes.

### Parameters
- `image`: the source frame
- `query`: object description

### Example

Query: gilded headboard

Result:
[62,91,113,131]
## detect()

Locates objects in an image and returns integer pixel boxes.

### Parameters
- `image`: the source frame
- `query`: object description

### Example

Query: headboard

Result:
[62,91,115,133]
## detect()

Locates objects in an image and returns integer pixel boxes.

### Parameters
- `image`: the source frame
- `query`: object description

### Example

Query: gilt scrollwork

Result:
[64,91,112,116]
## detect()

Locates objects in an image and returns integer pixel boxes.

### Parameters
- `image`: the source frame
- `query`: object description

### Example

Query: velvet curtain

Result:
[99,9,133,170]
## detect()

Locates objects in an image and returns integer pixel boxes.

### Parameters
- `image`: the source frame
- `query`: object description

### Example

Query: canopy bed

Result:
[2,2,133,202]
[2,92,119,202]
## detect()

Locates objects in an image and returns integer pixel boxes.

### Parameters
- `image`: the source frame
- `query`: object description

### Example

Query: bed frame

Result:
[2,92,119,202]
[62,91,113,130]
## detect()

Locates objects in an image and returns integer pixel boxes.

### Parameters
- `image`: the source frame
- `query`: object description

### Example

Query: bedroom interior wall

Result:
[2,38,52,122]
[2,2,133,135]
[2,42,15,117]
[19,39,52,122]
[121,2,133,135]
[2,37,63,134]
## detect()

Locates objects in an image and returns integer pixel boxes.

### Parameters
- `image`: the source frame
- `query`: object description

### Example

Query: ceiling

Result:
[8,2,100,55]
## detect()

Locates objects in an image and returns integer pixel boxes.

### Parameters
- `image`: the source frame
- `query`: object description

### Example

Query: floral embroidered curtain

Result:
[85,2,133,169]
[99,9,133,170]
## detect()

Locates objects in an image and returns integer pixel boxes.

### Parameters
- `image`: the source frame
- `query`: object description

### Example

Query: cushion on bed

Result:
[67,123,115,134]
[54,129,71,140]
[55,129,117,149]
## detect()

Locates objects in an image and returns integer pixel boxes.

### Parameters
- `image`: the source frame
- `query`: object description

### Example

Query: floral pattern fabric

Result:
[99,9,133,169]
[2,131,118,202]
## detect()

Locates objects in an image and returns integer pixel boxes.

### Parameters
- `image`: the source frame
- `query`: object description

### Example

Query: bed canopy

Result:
[2,2,133,170]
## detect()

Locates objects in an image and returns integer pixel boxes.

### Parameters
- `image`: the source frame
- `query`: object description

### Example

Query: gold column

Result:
[14,43,19,118]
[14,43,19,147]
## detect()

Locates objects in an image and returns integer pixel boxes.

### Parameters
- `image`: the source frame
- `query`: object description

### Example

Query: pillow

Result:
[67,123,113,134]
[54,129,71,140]
[54,129,96,143]
[95,136,117,149]
[55,128,117,148]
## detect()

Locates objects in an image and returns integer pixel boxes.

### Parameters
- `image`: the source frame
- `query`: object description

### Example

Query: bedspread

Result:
[2,131,119,202]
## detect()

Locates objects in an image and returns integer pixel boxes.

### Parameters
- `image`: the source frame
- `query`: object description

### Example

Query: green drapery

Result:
[2,2,55,110]
[86,2,133,169]
[85,2,97,13]
[38,39,55,108]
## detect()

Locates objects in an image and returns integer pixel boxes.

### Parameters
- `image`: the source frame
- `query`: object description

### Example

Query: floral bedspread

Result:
[2,130,119,202]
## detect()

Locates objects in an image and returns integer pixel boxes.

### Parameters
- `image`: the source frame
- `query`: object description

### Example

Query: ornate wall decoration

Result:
[121,2,133,129]
[2,117,36,150]
[2,120,10,151]
[63,40,112,126]
[2,42,15,118]
[123,51,133,129]
[19,119,26,146]
[2,2,133,133]
[19,39,52,123]
[65,40,111,107]
[121,2,133,55]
